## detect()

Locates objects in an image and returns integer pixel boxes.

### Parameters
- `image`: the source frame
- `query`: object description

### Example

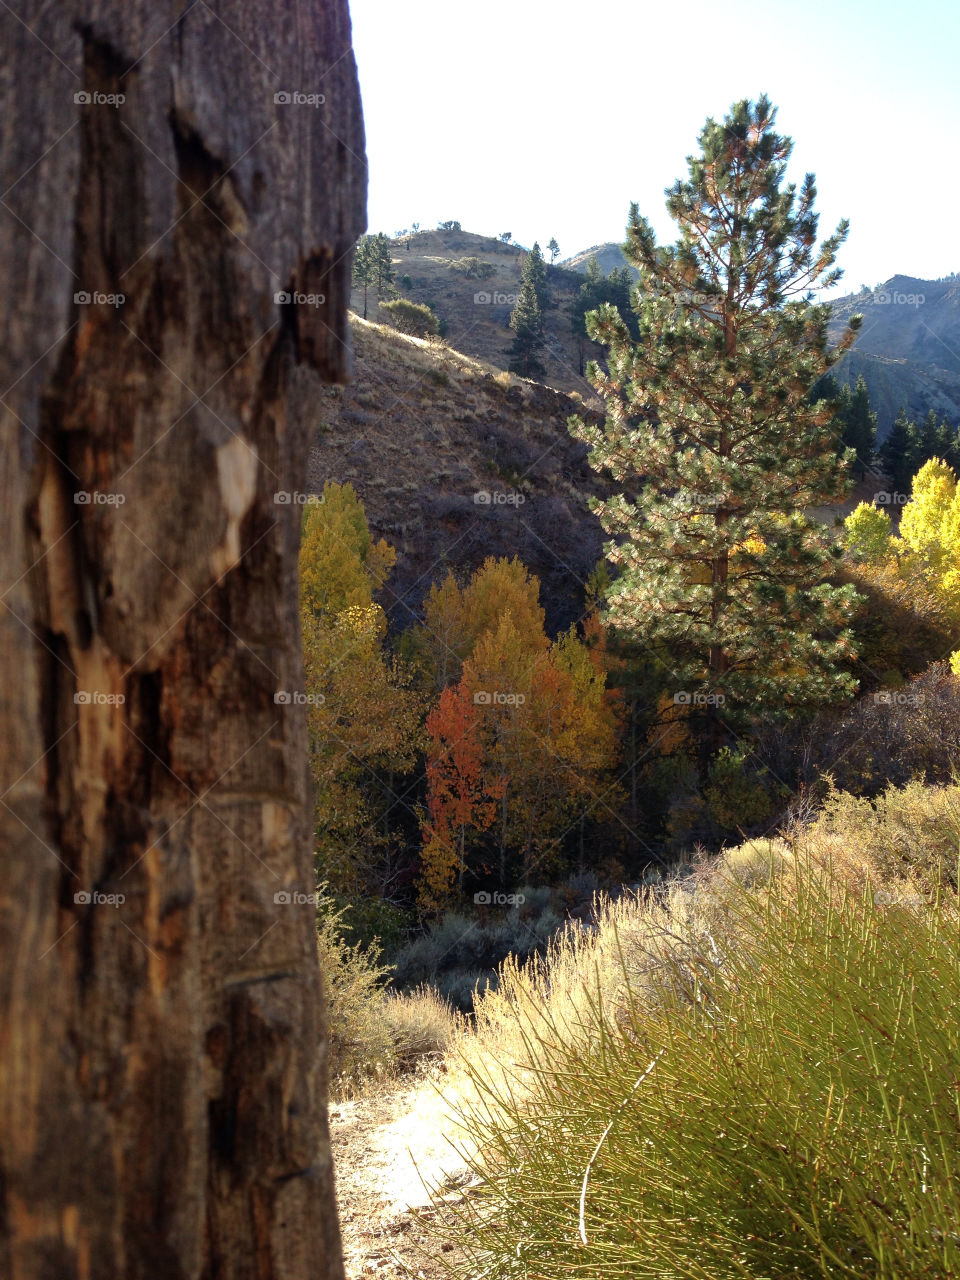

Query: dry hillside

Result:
[307,316,610,635]
[353,228,594,394]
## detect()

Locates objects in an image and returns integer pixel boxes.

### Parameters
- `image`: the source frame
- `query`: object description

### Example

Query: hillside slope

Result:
[561,241,637,278]
[354,229,594,394]
[307,317,609,635]
[828,275,960,435]
[370,230,960,439]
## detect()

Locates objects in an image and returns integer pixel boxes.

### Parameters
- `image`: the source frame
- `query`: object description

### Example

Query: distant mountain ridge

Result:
[560,242,638,279]
[826,275,960,437]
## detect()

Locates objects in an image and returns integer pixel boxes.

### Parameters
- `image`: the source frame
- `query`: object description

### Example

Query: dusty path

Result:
[330,1070,476,1278]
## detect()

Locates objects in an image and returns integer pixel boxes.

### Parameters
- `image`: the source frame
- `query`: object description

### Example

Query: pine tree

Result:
[880,408,915,497]
[569,260,638,375]
[569,96,862,725]
[843,375,878,477]
[938,415,959,465]
[371,231,395,298]
[522,241,549,309]
[911,408,945,471]
[352,235,374,319]
[508,278,546,379]
[547,236,560,262]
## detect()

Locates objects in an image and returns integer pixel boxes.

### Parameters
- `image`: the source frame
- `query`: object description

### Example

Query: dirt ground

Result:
[330,1069,477,1279]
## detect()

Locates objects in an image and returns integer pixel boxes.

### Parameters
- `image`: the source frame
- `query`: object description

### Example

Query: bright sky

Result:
[349,0,958,294]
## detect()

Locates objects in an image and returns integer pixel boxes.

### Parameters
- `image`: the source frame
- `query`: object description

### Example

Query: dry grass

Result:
[436,785,960,1144]
[424,788,960,1278]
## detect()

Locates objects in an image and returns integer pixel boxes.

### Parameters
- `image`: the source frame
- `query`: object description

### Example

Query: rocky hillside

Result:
[307,317,609,636]
[828,275,960,436]
[561,241,637,278]
[355,229,590,395]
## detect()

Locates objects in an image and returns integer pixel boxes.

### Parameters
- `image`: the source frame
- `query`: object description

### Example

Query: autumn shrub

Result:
[839,557,956,688]
[816,661,960,792]
[807,778,960,893]
[381,986,461,1070]
[316,890,396,1095]
[423,808,960,1278]
[318,894,461,1096]
[378,297,440,338]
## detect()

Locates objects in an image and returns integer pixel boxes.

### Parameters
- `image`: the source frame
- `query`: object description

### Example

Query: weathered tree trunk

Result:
[0,4,365,1278]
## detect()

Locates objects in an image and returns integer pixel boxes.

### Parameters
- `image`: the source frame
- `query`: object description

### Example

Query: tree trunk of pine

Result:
[0,5,366,1278]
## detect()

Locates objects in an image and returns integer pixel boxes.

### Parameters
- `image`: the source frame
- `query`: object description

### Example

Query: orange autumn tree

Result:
[419,684,504,910]
[417,559,620,907]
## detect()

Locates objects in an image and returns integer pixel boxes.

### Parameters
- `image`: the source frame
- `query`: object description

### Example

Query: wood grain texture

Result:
[0,4,366,1276]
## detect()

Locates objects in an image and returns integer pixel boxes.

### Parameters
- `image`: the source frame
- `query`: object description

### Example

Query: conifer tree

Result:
[843,375,878,477]
[569,261,638,374]
[569,96,862,723]
[508,278,546,379]
[938,415,958,462]
[911,408,946,472]
[371,231,395,298]
[352,235,374,319]
[522,241,549,309]
[547,236,561,262]
[880,408,915,496]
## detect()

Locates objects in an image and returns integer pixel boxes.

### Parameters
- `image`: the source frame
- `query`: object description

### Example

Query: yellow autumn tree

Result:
[412,556,548,689]
[299,483,424,895]
[897,459,960,611]
[844,502,895,563]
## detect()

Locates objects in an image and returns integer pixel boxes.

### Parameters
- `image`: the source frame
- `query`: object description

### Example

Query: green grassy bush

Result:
[427,840,960,1278]
[378,297,440,337]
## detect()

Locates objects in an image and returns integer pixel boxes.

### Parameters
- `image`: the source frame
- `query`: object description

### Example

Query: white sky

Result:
[349,0,959,293]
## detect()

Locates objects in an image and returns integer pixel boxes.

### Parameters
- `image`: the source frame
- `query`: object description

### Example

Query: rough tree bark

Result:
[0,4,365,1277]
